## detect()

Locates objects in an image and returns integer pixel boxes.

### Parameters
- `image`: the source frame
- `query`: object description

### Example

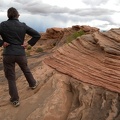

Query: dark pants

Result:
[3,55,36,101]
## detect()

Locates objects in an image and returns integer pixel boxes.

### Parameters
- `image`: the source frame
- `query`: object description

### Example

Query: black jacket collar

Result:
[8,18,19,21]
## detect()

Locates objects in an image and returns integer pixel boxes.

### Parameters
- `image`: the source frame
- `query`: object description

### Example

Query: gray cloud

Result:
[82,0,109,6]
[12,0,115,16]
[0,0,120,32]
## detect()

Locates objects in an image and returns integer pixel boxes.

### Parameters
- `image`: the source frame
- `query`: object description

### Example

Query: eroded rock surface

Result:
[45,29,120,93]
[0,25,120,120]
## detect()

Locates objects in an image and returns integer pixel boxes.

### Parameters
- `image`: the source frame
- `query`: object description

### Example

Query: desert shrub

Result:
[27,46,32,50]
[26,51,31,56]
[66,30,85,43]
[35,47,43,52]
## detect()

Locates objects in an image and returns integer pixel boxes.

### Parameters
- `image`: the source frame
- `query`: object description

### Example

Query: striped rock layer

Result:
[45,28,120,93]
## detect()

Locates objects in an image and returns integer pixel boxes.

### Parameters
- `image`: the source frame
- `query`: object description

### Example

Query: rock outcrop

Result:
[0,25,120,120]
[44,29,120,93]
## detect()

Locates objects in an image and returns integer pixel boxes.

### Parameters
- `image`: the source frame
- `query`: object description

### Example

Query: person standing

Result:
[0,7,41,107]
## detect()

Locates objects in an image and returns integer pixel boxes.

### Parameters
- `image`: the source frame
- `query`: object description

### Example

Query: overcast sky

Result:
[0,0,120,32]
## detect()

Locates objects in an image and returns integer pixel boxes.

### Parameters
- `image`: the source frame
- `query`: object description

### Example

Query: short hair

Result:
[7,7,19,19]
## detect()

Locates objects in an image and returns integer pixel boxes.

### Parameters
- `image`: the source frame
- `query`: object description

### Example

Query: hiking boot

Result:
[30,81,39,90]
[10,99,20,107]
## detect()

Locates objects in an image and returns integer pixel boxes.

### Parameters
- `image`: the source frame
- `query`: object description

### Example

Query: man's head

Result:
[7,7,20,19]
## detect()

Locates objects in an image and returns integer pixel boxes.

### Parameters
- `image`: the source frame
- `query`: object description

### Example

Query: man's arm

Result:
[25,25,41,46]
[0,39,4,47]
[0,24,4,47]
[0,23,10,47]
[0,40,10,47]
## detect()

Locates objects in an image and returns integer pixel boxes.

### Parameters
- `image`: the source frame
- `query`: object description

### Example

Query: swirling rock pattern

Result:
[45,29,120,93]
[0,26,120,120]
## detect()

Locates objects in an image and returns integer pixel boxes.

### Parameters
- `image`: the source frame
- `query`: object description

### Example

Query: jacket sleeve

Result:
[0,39,4,47]
[0,24,4,47]
[0,39,3,47]
[25,24,41,46]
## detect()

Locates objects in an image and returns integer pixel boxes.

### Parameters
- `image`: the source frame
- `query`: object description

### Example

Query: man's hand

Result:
[21,42,31,49]
[3,42,10,47]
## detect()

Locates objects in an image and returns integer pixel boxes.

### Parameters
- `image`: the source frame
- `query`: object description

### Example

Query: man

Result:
[0,7,41,107]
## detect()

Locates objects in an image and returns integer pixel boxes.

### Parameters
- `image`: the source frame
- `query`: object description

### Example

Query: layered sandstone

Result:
[0,25,120,120]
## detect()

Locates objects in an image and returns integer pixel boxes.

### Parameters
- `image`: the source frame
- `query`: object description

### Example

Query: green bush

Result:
[26,51,31,56]
[27,46,32,50]
[35,47,43,52]
[66,30,85,43]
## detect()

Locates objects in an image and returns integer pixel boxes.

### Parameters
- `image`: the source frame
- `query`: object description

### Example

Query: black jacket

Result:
[0,18,41,55]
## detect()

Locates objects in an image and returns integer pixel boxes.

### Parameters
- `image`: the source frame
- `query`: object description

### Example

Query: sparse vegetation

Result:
[27,46,32,50]
[66,29,85,43]
[35,47,43,52]
[26,51,31,56]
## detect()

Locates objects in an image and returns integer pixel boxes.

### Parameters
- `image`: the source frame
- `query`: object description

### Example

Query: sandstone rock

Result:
[0,26,120,120]
[45,29,120,93]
